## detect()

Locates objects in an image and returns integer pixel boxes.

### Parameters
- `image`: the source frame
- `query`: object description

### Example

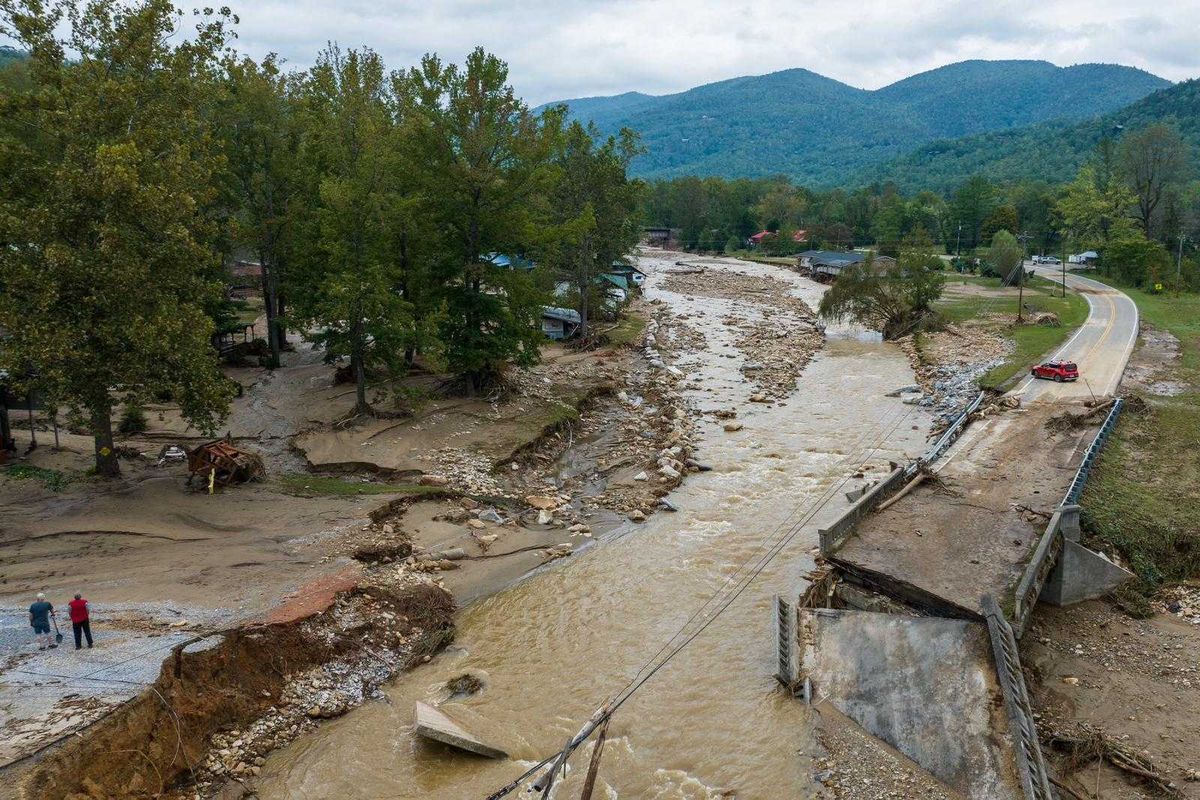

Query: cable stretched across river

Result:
[485,392,922,798]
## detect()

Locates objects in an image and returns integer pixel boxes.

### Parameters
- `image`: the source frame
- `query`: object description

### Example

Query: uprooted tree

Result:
[0,0,235,476]
[817,231,945,339]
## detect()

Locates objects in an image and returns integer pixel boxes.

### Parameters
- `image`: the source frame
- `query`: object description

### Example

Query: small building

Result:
[748,230,773,247]
[541,306,582,340]
[798,250,894,281]
[641,227,680,249]
[1068,251,1099,267]
[749,230,808,248]
[607,260,646,287]
[485,253,536,271]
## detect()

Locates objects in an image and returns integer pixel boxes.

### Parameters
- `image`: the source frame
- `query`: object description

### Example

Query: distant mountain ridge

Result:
[858,78,1200,192]
[545,60,1170,185]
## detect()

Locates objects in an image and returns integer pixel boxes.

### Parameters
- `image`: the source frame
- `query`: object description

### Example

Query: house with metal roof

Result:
[485,253,535,271]
[541,306,582,340]
[798,250,895,282]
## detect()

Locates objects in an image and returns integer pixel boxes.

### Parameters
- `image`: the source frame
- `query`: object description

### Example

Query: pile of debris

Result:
[189,581,452,799]
[897,325,1012,429]
[187,438,266,488]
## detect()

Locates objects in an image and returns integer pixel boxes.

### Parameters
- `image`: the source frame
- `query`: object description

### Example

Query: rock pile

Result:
[898,326,1012,430]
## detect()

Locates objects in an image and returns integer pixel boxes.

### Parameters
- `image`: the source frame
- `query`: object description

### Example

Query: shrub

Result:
[118,404,148,435]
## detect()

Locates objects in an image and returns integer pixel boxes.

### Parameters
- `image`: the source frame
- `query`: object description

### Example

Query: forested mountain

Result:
[861,79,1200,192]
[0,46,26,68]
[547,60,1169,184]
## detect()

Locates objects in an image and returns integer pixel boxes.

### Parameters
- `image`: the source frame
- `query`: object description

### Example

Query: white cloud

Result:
[8,0,1198,103]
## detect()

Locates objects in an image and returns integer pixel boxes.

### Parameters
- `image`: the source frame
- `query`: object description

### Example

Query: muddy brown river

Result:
[256,253,932,799]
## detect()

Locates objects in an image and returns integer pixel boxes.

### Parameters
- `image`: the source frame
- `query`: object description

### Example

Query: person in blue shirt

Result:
[29,592,57,650]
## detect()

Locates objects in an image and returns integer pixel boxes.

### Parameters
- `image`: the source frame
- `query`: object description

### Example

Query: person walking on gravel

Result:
[68,593,94,650]
[29,593,56,650]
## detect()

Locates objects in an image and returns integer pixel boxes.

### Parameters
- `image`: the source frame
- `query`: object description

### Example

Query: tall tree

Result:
[546,121,642,342]
[1118,124,1191,239]
[405,48,562,393]
[818,231,944,339]
[950,176,997,252]
[288,46,411,416]
[224,55,300,368]
[0,0,236,476]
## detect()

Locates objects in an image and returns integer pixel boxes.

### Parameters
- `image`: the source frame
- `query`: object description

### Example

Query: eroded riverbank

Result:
[251,251,934,800]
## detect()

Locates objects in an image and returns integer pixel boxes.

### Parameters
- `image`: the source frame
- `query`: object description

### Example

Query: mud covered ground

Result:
[0,247,832,797]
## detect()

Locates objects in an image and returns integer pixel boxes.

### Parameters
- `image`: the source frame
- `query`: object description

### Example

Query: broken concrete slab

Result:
[1040,539,1134,606]
[800,609,1021,799]
[413,701,508,759]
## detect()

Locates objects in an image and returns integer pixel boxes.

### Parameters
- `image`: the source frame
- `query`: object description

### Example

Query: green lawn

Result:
[603,313,647,348]
[935,275,1090,390]
[1079,279,1200,591]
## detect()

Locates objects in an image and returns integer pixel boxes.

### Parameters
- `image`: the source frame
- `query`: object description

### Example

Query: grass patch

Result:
[2,464,73,491]
[1079,277,1200,590]
[1082,396,1200,588]
[934,276,1090,389]
[603,313,647,348]
[275,474,441,498]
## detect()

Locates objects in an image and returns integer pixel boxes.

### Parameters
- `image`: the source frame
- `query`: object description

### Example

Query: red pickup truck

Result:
[1030,360,1079,382]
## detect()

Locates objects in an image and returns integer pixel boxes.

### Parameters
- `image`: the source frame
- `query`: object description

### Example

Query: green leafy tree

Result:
[980,204,1018,245]
[1118,124,1191,239]
[545,121,642,341]
[949,176,997,252]
[1106,234,1172,289]
[1057,162,1138,272]
[224,55,301,368]
[405,48,562,392]
[0,0,236,476]
[818,232,945,339]
[990,230,1025,286]
[288,46,411,416]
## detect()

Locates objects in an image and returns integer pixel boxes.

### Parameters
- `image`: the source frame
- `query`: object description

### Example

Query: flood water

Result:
[256,253,931,800]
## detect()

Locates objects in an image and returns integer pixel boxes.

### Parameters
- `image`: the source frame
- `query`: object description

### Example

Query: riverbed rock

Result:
[724,422,744,432]
[628,510,646,522]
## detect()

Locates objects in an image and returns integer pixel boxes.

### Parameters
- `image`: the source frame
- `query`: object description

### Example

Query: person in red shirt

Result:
[67,594,93,650]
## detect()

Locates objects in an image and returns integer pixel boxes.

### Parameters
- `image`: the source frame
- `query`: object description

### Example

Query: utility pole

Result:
[956,223,962,257]
[1062,235,1068,299]
[1177,234,1186,292]
[1017,232,1033,323]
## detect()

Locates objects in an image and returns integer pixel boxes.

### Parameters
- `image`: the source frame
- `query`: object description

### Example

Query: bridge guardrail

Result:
[907,391,986,477]
[982,596,1055,800]
[1063,398,1124,506]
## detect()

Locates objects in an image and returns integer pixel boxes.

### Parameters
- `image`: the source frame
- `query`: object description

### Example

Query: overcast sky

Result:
[8,1,1199,103]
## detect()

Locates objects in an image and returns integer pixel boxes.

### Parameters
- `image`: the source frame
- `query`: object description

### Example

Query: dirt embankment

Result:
[1027,601,1200,798]
[19,579,454,800]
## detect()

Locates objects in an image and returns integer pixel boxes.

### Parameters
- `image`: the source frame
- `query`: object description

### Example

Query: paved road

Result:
[1013,264,1140,403]
[935,264,1138,478]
